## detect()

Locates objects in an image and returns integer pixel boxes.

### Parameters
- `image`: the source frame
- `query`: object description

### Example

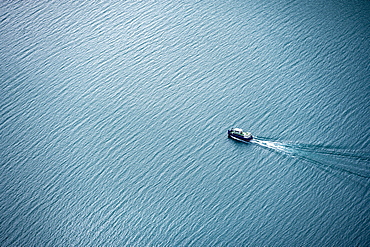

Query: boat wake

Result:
[251,139,294,154]
[250,138,370,181]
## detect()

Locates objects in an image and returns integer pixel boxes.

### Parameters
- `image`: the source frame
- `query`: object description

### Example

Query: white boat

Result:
[228,128,253,142]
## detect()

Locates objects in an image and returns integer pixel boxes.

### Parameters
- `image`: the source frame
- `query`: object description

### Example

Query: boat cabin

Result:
[230,128,245,136]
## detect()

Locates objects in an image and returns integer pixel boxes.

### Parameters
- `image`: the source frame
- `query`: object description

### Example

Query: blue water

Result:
[1,1,370,246]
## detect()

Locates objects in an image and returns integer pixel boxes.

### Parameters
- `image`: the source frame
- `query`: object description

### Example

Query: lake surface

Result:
[1,1,369,246]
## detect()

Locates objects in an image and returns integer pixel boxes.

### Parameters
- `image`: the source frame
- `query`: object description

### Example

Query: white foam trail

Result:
[251,139,293,154]
[251,139,370,180]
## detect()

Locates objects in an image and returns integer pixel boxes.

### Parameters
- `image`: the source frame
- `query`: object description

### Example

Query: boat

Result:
[228,128,253,142]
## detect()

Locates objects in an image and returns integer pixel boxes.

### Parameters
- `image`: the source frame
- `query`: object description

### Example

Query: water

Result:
[1,0,369,246]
